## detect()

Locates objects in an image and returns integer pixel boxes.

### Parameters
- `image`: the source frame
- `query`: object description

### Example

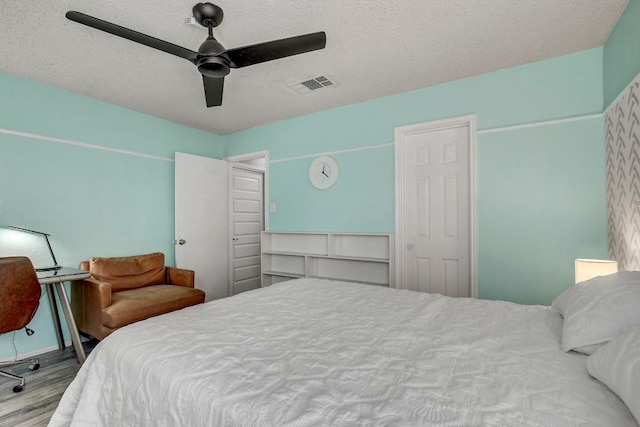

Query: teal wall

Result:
[0,73,223,358]
[604,0,640,107]
[268,146,395,232]
[478,118,607,303]
[227,48,608,306]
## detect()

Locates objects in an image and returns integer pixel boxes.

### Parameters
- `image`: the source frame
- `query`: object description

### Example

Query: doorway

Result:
[226,151,268,295]
[175,151,267,300]
[394,115,477,297]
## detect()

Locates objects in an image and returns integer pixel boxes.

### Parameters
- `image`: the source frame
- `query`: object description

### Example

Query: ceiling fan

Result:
[66,3,326,107]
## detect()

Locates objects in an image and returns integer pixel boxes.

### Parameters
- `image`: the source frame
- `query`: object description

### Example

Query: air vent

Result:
[287,74,338,94]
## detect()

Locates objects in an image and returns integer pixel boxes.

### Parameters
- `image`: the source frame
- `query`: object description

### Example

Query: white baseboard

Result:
[0,339,80,363]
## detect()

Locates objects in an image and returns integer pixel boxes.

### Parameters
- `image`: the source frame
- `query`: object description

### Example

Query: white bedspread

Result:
[50,278,637,426]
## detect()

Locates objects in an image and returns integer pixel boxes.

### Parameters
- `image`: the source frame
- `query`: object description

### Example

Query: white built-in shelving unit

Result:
[261,231,394,287]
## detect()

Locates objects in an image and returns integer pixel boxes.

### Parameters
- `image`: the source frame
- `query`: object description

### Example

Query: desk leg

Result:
[45,283,65,351]
[53,283,86,365]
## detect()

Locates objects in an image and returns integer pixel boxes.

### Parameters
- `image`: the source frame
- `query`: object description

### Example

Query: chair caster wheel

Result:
[13,384,23,393]
[29,363,40,371]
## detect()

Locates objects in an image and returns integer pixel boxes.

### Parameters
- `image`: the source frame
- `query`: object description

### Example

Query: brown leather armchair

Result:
[70,252,205,340]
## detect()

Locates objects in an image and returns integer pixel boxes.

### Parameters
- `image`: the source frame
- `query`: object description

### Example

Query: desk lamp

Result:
[6,226,62,272]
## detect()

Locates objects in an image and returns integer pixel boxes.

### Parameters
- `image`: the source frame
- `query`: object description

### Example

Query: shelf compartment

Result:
[307,257,389,286]
[262,253,305,277]
[263,232,328,256]
[261,274,296,286]
[330,234,390,260]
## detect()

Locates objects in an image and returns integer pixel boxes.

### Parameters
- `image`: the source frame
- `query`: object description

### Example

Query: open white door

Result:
[175,152,230,301]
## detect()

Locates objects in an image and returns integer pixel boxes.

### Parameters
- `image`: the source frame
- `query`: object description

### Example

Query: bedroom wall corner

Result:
[603,0,640,107]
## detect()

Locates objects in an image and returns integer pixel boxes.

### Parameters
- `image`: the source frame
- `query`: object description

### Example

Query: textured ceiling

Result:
[0,0,629,135]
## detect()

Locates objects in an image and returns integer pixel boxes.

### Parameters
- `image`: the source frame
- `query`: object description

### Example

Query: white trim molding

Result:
[0,339,78,363]
[478,113,602,135]
[225,150,269,172]
[0,128,174,162]
[394,114,478,298]
[269,142,393,164]
[268,113,604,166]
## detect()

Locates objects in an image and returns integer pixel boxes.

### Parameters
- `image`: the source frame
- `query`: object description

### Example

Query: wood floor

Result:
[0,346,82,426]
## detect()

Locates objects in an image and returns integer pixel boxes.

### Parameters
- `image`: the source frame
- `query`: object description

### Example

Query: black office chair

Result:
[0,256,42,392]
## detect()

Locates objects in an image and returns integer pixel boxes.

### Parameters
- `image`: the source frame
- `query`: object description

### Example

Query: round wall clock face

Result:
[308,155,339,189]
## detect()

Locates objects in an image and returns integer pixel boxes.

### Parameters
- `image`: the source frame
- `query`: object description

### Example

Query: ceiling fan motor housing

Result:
[197,35,230,77]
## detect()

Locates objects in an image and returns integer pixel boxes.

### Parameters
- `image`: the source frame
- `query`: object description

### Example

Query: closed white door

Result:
[175,152,230,302]
[229,167,264,295]
[396,119,474,297]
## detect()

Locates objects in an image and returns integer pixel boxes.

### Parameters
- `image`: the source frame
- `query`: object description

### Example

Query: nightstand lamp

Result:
[574,259,618,284]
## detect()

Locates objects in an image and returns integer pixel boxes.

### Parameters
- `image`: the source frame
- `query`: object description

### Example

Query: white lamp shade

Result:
[575,259,618,284]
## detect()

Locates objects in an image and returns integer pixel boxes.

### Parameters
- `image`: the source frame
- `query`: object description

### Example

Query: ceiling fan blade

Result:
[66,11,198,63]
[203,76,224,107]
[225,31,326,68]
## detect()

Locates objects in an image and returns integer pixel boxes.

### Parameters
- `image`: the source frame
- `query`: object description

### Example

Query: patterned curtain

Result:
[605,76,640,270]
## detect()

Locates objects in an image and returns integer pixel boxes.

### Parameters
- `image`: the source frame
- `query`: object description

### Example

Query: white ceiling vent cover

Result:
[287,75,338,94]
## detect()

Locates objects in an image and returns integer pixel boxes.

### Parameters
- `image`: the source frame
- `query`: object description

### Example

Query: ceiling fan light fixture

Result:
[197,56,230,78]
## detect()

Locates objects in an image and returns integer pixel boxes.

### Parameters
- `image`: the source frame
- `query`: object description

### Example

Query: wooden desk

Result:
[37,267,90,364]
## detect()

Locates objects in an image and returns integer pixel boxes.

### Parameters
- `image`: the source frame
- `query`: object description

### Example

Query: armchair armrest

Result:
[77,277,112,309]
[70,277,112,335]
[166,267,195,288]
[76,260,111,308]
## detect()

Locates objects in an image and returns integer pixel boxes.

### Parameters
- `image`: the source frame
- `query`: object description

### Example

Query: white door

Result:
[175,152,229,302]
[229,167,264,295]
[395,117,475,297]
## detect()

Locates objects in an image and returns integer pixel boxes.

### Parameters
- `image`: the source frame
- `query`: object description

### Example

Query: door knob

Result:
[177,239,186,245]
[406,243,414,251]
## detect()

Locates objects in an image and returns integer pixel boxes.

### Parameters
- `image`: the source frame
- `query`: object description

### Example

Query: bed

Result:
[49,276,640,426]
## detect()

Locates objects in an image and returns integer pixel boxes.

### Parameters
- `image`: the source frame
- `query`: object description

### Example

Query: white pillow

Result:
[552,271,640,354]
[588,329,640,423]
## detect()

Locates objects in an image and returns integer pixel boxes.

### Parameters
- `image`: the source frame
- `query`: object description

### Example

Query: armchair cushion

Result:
[90,252,165,292]
[103,285,204,329]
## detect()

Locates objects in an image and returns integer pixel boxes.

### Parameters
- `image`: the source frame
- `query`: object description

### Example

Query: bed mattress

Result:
[50,278,637,426]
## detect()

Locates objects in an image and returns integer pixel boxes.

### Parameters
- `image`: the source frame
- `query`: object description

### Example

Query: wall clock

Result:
[308,155,339,189]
